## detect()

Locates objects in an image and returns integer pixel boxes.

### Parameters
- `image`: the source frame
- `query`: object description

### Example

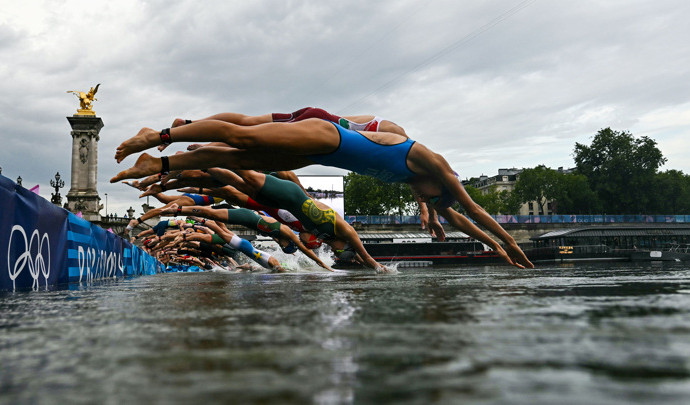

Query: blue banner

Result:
[1,175,68,290]
[1,174,163,291]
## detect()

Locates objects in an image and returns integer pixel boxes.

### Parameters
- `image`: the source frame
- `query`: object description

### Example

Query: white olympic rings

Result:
[7,225,51,289]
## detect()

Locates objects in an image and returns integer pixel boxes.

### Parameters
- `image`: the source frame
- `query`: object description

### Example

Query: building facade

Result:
[471,167,574,215]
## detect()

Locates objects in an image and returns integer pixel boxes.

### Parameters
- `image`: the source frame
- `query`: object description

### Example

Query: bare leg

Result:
[148,192,184,205]
[379,121,407,137]
[114,119,338,163]
[191,112,273,126]
[111,148,313,183]
[138,173,166,188]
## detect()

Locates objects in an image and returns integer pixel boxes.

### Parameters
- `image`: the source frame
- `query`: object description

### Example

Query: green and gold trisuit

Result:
[253,175,337,239]
[226,208,282,238]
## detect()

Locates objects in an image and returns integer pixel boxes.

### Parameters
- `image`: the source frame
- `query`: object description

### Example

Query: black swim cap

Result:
[281,241,298,254]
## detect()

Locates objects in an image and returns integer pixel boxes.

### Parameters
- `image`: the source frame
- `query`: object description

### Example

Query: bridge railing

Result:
[344,214,690,225]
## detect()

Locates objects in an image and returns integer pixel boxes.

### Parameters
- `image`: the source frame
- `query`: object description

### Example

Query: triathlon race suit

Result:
[308,122,417,183]
[226,235,273,269]
[225,208,282,238]
[206,232,274,269]
[210,234,225,245]
[272,107,385,132]
[254,175,337,240]
[346,117,383,132]
[197,241,228,258]
[183,193,224,206]
[244,196,307,233]
[153,219,179,236]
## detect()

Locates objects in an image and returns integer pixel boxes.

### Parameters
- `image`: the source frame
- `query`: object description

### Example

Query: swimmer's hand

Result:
[420,210,429,231]
[428,218,446,241]
[504,242,534,269]
[495,243,534,269]
[376,265,396,274]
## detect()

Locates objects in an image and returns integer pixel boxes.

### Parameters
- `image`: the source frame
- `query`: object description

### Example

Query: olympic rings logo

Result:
[77,246,124,283]
[7,225,51,290]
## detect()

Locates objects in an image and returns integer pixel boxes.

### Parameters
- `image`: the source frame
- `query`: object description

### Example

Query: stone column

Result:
[65,115,104,222]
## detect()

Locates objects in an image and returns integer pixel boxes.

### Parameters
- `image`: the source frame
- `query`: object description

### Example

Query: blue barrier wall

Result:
[1,174,163,291]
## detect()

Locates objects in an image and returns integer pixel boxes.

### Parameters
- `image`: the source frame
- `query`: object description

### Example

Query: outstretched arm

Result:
[174,112,273,127]
[337,222,391,273]
[416,195,430,233]
[437,198,533,269]
[425,204,446,241]
[414,149,533,269]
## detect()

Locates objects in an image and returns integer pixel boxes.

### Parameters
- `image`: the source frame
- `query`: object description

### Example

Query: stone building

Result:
[471,167,574,215]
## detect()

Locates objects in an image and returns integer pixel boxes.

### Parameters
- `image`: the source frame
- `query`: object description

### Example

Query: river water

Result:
[1,262,690,404]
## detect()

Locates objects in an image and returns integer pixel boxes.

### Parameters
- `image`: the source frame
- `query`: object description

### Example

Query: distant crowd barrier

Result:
[344,214,690,225]
[1,175,164,291]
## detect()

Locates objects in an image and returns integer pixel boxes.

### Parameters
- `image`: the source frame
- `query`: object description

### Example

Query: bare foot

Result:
[171,118,187,128]
[139,184,164,197]
[139,173,164,188]
[123,180,143,190]
[163,170,210,186]
[159,203,179,216]
[160,170,183,185]
[115,127,161,163]
[110,153,162,183]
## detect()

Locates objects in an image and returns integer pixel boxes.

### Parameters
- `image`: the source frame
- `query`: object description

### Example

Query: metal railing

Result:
[344,214,690,225]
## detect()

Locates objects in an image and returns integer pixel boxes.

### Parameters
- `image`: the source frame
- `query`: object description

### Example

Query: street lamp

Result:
[50,172,64,205]
[16,176,22,187]
[105,193,108,218]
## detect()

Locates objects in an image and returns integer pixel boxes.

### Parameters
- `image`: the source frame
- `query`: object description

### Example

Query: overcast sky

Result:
[2,0,690,216]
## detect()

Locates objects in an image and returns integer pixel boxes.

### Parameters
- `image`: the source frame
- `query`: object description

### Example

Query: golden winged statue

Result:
[67,84,100,115]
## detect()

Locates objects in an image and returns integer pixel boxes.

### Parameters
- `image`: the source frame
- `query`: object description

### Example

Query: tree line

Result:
[344,128,690,215]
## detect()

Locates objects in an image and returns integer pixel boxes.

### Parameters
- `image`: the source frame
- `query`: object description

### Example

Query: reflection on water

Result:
[1,262,690,404]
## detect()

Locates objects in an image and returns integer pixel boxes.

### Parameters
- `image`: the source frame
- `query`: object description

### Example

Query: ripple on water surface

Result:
[1,262,690,404]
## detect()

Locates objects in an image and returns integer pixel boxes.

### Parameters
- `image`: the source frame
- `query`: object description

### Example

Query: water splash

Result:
[378,262,401,274]
[255,242,336,273]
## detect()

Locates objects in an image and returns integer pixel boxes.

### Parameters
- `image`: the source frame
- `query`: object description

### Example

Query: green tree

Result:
[650,170,690,214]
[380,180,418,217]
[512,166,600,214]
[343,173,417,215]
[512,165,558,214]
[551,173,600,214]
[573,128,666,213]
[464,184,520,215]
[498,189,522,214]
